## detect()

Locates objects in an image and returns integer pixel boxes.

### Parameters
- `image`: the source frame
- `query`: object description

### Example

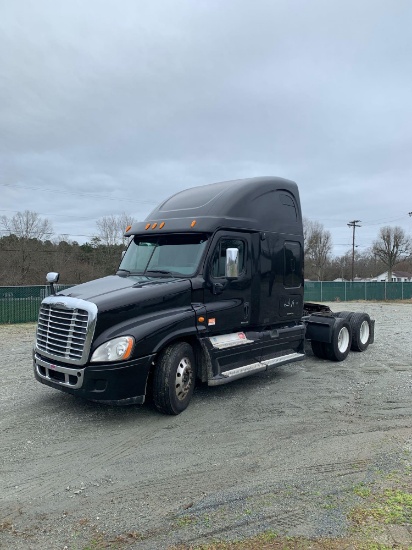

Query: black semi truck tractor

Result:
[33,177,374,414]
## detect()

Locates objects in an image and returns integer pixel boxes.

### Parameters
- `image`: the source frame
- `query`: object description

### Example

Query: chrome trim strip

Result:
[208,332,254,350]
[34,354,84,389]
[208,352,305,386]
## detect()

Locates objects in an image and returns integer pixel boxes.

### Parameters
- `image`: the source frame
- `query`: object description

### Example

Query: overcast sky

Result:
[1,0,412,256]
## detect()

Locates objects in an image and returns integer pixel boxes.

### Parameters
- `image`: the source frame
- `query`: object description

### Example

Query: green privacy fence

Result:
[0,281,411,324]
[305,281,412,302]
[0,285,73,324]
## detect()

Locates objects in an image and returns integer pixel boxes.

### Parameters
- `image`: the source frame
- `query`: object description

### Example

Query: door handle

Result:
[212,282,225,295]
[244,302,250,320]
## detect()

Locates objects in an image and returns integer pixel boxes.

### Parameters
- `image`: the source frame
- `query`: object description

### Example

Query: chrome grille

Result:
[36,296,97,365]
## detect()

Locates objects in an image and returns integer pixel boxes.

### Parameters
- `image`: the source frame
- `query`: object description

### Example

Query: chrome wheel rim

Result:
[175,357,193,401]
[338,327,350,353]
[359,320,370,344]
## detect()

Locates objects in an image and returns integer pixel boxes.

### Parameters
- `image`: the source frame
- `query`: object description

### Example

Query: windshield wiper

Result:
[117,269,148,277]
[145,269,174,277]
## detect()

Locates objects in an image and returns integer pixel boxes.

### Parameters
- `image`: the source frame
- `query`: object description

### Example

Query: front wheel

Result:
[153,342,196,415]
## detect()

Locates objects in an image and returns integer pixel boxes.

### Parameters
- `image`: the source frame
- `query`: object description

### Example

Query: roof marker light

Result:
[191,220,197,228]
[152,222,158,229]
[145,223,151,230]
[159,222,165,229]
[125,225,132,232]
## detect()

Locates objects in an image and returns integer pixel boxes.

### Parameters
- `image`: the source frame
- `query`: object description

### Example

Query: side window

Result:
[279,193,298,221]
[284,241,302,288]
[211,239,245,278]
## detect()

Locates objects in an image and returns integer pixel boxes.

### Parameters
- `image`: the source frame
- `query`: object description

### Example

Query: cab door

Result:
[203,231,252,334]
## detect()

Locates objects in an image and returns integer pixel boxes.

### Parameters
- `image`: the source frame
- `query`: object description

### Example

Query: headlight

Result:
[90,336,135,363]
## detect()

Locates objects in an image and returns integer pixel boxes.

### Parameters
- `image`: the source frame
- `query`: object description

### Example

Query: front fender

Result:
[91,306,199,358]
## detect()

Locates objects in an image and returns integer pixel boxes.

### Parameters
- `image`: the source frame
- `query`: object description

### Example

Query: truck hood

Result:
[59,275,192,311]
[58,275,195,341]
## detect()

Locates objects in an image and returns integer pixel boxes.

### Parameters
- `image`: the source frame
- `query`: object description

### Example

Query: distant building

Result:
[373,271,412,282]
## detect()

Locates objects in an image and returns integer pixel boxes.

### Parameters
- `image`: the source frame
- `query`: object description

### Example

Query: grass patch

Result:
[354,483,373,499]
[0,520,15,533]
[176,515,196,528]
[170,533,399,549]
[82,530,143,549]
[351,488,412,526]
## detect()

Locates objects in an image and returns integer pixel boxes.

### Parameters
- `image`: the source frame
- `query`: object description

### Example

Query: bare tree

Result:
[96,215,119,247]
[302,216,311,251]
[0,212,53,283]
[372,226,411,281]
[303,218,332,280]
[117,213,135,246]
[96,213,134,247]
[0,210,53,240]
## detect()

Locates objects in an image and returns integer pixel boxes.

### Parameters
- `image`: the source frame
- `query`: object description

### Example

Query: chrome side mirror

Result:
[225,248,239,279]
[46,272,60,295]
[46,272,60,284]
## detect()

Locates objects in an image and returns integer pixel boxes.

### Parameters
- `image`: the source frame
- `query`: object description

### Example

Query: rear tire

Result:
[311,340,327,359]
[153,342,196,415]
[324,319,352,362]
[350,313,372,352]
[336,311,354,320]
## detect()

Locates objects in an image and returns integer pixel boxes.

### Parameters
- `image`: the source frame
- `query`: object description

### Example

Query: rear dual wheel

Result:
[350,313,372,351]
[324,319,351,361]
[311,340,327,359]
[311,319,352,362]
[337,311,372,352]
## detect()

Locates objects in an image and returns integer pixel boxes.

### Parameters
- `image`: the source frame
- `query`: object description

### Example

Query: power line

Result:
[0,182,158,205]
[0,208,104,221]
[0,229,99,239]
[306,214,409,228]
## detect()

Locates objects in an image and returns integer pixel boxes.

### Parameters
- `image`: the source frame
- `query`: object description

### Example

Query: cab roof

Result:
[126,176,302,236]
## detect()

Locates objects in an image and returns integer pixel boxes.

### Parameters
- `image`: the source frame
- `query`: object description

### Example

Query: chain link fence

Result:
[0,281,411,324]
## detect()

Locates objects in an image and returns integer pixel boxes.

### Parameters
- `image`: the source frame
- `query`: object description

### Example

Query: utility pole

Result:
[347,220,361,282]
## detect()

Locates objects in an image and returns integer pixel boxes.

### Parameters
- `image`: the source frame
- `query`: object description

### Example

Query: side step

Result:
[208,352,305,386]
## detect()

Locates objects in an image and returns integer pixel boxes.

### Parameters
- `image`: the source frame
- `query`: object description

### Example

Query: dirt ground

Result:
[0,302,411,549]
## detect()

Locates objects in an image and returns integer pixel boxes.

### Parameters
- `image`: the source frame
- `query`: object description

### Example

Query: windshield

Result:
[119,233,209,277]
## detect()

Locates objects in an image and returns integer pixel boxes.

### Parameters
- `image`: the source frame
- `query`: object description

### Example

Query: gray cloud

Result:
[1,0,412,253]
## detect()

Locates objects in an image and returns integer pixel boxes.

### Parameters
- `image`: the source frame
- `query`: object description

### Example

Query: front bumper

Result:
[33,351,154,404]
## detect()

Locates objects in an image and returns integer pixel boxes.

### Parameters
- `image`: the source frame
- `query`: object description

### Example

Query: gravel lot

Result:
[1,302,411,549]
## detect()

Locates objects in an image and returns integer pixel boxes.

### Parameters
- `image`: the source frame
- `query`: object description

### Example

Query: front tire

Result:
[153,342,196,415]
